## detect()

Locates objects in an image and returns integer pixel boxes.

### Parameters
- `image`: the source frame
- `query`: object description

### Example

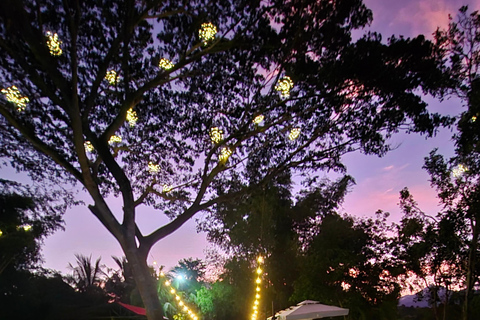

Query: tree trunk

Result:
[463,219,478,320]
[124,245,164,320]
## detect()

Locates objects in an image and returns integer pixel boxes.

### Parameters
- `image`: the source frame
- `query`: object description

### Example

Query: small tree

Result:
[0,0,451,318]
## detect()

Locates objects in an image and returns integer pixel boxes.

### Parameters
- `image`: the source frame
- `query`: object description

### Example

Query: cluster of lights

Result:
[453,164,468,177]
[159,58,175,70]
[17,224,32,231]
[253,115,264,124]
[472,116,477,122]
[199,22,217,45]
[126,108,138,127]
[218,147,232,163]
[46,31,63,56]
[162,184,173,193]
[158,272,199,320]
[288,128,301,141]
[108,135,122,145]
[105,70,118,85]
[251,256,264,320]
[148,162,160,173]
[209,127,223,143]
[84,141,94,152]
[1,86,29,111]
[275,76,294,98]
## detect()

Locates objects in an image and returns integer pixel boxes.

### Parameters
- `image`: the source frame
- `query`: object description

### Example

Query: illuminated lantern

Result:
[288,128,301,141]
[209,127,223,143]
[105,70,118,85]
[159,58,175,70]
[253,115,264,124]
[1,86,29,111]
[148,162,160,173]
[126,108,138,127]
[108,135,122,144]
[199,22,217,45]
[84,141,94,152]
[275,76,294,98]
[46,31,62,56]
[219,147,232,163]
[162,184,173,193]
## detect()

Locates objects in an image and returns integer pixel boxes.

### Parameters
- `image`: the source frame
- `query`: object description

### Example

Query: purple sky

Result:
[30,0,479,274]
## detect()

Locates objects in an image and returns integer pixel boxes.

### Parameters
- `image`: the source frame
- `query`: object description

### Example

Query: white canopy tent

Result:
[269,300,349,320]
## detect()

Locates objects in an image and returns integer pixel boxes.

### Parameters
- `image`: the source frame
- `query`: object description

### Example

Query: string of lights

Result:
[250,256,264,320]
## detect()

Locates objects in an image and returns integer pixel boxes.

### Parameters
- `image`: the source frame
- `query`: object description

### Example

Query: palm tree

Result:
[68,253,105,293]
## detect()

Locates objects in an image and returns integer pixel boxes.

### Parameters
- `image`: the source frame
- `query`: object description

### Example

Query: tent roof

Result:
[275,300,349,320]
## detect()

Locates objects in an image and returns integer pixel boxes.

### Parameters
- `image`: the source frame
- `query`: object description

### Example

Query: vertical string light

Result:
[251,256,265,320]
[209,127,223,144]
[46,31,63,56]
[158,272,199,320]
[126,108,138,127]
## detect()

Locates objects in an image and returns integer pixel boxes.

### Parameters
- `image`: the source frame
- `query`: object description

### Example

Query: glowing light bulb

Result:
[105,70,118,85]
[148,162,160,173]
[472,116,477,122]
[175,295,180,301]
[256,277,261,284]
[257,256,264,264]
[108,135,122,144]
[160,271,165,277]
[219,147,232,163]
[183,306,188,312]
[256,286,260,292]
[199,22,217,45]
[46,31,62,56]
[170,288,176,294]
[256,268,262,274]
[210,127,223,143]
[256,293,260,299]
[275,76,294,98]
[453,164,468,177]
[179,301,184,306]
[159,58,175,70]
[84,141,94,152]
[18,224,32,231]
[126,108,138,127]
[253,306,257,310]
[288,128,301,141]
[254,300,259,305]
[0,230,3,237]
[163,184,173,193]
[253,115,264,124]
[165,280,171,286]
[1,86,29,111]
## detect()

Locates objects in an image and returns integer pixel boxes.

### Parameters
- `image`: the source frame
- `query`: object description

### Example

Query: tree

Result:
[426,6,480,319]
[67,253,106,297]
[0,0,451,318]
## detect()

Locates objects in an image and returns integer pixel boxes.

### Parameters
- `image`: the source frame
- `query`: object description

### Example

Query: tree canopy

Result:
[0,0,452,318]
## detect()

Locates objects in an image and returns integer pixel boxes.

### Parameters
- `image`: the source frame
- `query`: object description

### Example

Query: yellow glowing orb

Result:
[1,86,29,111]
[472,116,477,122]
[179,301,184,306]
[148,162,160,173]
[275,76,294,98]
[199,22,217,45]
[256,267,262,274]
[170,288,176,294]
[126,108,138,127]
[219,147,232,163]
[257,256,264,264]
[163,184,173,193]
[105,70,118,85]
[0,230,3,237]
[160,271,165,277]
[256,293,260,299]
[165,280,171,286]
[108,135,122,144]
[210,127,223,143]
[289,128,301,141]
[453,164,468,177]
[256,277,261,284]
[18,224,32,231]
[256,286,260,292]
[253,115,264,124]
[84,141,94,152]
[46,31,63,56]
[159,58,175,70]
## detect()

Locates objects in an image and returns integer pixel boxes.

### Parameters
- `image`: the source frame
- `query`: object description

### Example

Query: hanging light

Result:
[199,22,217,45]
[126,108,138,127]
[1,86,29,111]
[275,76,294,98]
[288,128,301,141]
[108,135,122,144]
[209,127,223,143]
[253,115,264,124]
[84,141,94,152]
[159,58,175,70]
[46,31,63,56]
[218,147,232,163]
[105,70,118,85]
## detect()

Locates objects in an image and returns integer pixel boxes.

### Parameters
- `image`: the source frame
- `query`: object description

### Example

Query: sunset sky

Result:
[25,0,480,274]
